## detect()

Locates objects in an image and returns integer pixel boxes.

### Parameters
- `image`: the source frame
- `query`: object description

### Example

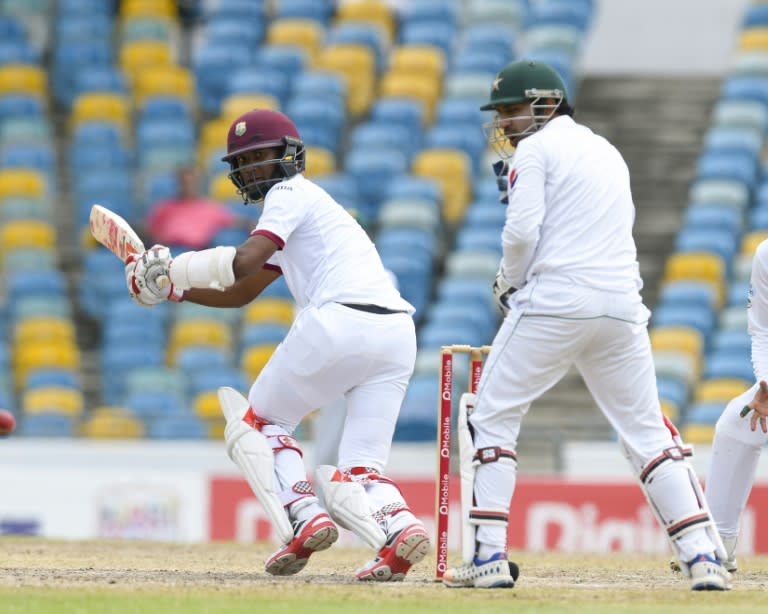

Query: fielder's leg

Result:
[218,387,338,576]
[705,384,768,573]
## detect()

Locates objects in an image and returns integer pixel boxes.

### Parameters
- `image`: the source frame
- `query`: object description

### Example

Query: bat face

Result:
[89,204,144,263]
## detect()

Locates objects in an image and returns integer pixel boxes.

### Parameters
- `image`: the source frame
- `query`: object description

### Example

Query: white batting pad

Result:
[218,387,293,545]
[315,465,386,550]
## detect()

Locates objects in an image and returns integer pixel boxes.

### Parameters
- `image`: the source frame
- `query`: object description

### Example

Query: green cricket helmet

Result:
[481,60,568,158]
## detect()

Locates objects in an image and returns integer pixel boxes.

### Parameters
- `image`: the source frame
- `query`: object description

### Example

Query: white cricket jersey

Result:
[748,239,768,381]
[503,115,643,294]
[252,174,414,313]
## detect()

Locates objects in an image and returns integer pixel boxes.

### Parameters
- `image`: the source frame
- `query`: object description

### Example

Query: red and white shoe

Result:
[355,523,430,581]
[265,513,338,576]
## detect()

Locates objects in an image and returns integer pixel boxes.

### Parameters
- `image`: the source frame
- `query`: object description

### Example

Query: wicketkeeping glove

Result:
[492,270,517,316]
[492,160,509,205]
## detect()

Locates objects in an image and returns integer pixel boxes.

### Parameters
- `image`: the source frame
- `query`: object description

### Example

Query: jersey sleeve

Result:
[749,239,768,382]
[501,138,546,287]
[252,181,308,248]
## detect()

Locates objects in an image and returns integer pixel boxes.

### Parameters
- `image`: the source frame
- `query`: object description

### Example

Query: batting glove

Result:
[125,245,184,308]
[492,160,509,205]
[492,270,517,317]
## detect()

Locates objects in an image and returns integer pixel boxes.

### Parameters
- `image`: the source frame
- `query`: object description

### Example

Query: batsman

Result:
[442,60,731,590]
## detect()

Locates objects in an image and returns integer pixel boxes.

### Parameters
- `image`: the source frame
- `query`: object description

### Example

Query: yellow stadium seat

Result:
[335,0,396,43]
[0,169,46,200]
[739,27,768,50]
[14,317,75,344]
[659,399,679,422]
[241,344,278,381]
[0,64,46,97]
[120,0,177,19]
[316,43,376,116]
[14,343,80,388]
[661,251,725,306]
[193,390,223,420]
[681,423,715,444]
[740,230,768,256]
[23,387,84,416]
[694,377,750,403]
[243,298,295,325]
[120,40,174,84]
[379,71,441,123]
[133,65,194,105]
[388,45,445,81]
[209,171,240,202]
[70,93,130,133]
[168,319,232,364]
[0,219,56,252]
[208,420,225,439]
[649,325,704,361]
[80,407,145,439]
[199,118,231,166]
[266,18,325,63]
[304,146,336,177]
[412,148,472,224]
[220,93,280,122]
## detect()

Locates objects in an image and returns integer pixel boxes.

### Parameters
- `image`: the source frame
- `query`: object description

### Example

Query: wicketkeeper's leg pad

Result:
[620,423,727,576]
[315,465,387,550]
[458,393,517,563]
[218,386,294,545]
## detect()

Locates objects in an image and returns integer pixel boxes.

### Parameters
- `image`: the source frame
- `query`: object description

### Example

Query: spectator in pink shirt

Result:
[145,165,246,250]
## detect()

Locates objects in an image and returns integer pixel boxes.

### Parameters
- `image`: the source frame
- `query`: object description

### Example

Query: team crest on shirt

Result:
[508,168,518,190]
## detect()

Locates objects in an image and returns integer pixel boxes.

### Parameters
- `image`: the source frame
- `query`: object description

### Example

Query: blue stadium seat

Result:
[402,0,459,28]
[350,122,417,161]
[18,413,76,437]
[695,151,759,190]
[702,126,763,158]
[711,328,751,354]
[25,368,80,390]
[241,323,290,349]
[226,67,292,107]
[721,76,768,109]
[703,351,754,381]
[253,44,308,76]
[312,173,361,209]
[460,23,516,62]
[436,276,494,312]
[370,97,425,138]
[674,227,738,276]
[124,390,188,419]
[526,0,593,32]
[455,226,502,253]
[682,203,743,237]
[205,17,265,48]
[146,414,208,439]
[345,147,409,219]
[187,367,248,398]
[657,280,719,310]
[685,401,724,424]
[651,304,716,347]
[656,375,689,411]
[291,70,347,105]
[274,0,334,22]
[326,21,388,72]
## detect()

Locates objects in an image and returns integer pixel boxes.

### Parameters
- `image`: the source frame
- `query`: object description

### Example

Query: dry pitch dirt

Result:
[2,537,768,593]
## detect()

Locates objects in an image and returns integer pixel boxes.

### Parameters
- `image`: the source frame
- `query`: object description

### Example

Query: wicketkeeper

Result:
[442,60,731,591]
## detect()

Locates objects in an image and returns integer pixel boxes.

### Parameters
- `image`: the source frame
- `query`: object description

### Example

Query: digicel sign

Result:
[209,476,765,553]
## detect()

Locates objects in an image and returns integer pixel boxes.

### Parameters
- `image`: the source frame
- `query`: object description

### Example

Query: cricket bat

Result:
[89,204,169,288]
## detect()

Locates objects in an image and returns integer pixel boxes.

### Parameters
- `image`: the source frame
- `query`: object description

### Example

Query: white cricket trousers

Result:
[706,383,766,538]
[471,280,713,558]
[247,301,416,472]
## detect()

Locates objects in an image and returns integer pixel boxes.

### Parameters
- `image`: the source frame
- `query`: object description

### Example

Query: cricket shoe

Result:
[688,554,731,591]
[442,552,519,589]
[355,523,430,581]
[670,534,738,575]
[265,512,338,576]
